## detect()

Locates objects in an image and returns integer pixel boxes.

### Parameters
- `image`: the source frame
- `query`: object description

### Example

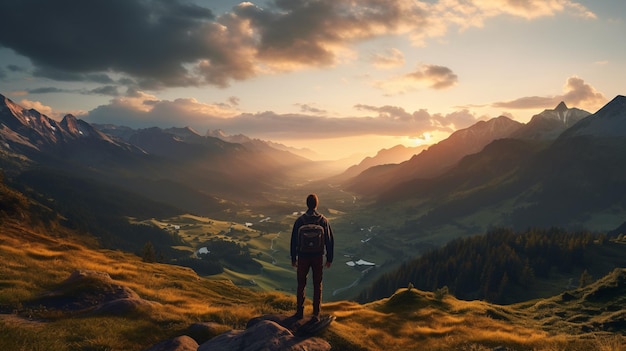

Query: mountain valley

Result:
[2,92,626,350]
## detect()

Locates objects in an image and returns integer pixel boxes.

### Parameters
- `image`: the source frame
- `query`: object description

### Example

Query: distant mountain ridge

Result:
[331,144,429,182]
[512,101,591,140]
[207,128,319,160]
[360,96,626,239]
[346,115,524,195]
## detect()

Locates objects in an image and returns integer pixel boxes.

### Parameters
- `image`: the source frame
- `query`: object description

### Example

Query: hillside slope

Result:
[1,177,625,350]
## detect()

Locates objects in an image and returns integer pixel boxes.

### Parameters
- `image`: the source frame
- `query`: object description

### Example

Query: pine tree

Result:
[142,241,156,263]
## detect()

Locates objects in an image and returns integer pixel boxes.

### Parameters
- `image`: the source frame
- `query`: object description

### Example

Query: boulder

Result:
[184,322,226,344]
[198,319,331,351]
[144,335,198,351]
[29,269,157,315]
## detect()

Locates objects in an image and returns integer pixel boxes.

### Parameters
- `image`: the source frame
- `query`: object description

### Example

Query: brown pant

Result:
[296,255,323,315]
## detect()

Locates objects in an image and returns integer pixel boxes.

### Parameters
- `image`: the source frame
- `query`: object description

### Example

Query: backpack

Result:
[297,215,325,254]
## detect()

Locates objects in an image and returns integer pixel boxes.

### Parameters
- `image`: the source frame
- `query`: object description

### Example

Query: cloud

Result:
[0,64,27,79]
[468,0,596,20]
[28,87,66,94]
[492,76,606,111]
[86,90,239,128]
[373,64,458,94]
[88,86,121,96]
[408,64,458,89]
[0,0,214,88]
[238,0,431,69]
[428,0,596,33]
[370,48,406,69]
[0,0,594,91]
[228,97,240,106]
[7,64,26,73]
[433,109,483,129]
[297,103,327,115]
[18,99,55,117]
[85,90,486,140]
[21,85,120,97]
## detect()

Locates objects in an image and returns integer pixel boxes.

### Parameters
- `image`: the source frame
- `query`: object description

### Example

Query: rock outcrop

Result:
[198,319,331,351]
[145,314,332,351]
[29,269,158,315]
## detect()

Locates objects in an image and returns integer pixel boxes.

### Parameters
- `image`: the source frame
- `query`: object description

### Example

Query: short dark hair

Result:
[306,194,318,210]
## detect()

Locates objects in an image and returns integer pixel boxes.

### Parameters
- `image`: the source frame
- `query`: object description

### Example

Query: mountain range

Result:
[1,93,320,214]
[347,96,626,246]
[3,92,626,241]
[345,101,592,197]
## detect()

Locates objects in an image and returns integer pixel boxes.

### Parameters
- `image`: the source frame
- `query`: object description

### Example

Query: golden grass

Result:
[2,217,626,351]
[319,289,626,351]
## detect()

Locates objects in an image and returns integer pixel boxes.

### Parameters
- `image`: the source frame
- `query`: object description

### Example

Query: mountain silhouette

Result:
[560,95,626,138]
[367,96,626,235]
[346,115,524,195]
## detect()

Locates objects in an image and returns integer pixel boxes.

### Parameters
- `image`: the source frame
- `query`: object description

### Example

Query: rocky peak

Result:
[561,95,626,138]
[60,114,80,135]
[512,102,591,140]
[554,101,568,112]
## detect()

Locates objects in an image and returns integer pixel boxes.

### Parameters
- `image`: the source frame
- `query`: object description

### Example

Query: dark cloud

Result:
[27,85,119,96]
[0,67,5,79]
[297,103,327,114]
[228,97,240,106]
[248,0,427,67]
[7,64,26,73]
[0,0,214,87]
[372,63,459,94]
[32,67,116,84]
[492,76,606,110]
[0,0,429,89]
[406,64,458,89]
[88,86,120,96]
[29,87,66,94]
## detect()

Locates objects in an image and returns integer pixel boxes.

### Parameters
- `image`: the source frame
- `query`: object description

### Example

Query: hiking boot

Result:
[313,307,320,318]
[311,307,320,323]
[292,308,304,319]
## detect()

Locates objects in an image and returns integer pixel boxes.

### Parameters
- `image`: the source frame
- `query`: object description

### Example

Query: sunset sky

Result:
[0,0,624,159]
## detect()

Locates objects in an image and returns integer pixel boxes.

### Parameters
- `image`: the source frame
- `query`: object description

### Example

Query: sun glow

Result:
[411,132,432,145]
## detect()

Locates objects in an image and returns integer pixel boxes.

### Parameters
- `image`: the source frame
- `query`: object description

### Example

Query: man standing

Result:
[291,194,334,321]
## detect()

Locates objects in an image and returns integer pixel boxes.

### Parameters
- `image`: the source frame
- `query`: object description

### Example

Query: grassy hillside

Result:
[1,177,625,350]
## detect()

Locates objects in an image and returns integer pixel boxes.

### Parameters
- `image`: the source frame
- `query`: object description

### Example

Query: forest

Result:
[356,227,622,304]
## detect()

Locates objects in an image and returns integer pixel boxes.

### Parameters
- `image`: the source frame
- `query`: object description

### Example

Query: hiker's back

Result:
[297,214,325,254]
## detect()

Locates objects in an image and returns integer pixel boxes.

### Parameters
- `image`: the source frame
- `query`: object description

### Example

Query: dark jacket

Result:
[290,209,334,263]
